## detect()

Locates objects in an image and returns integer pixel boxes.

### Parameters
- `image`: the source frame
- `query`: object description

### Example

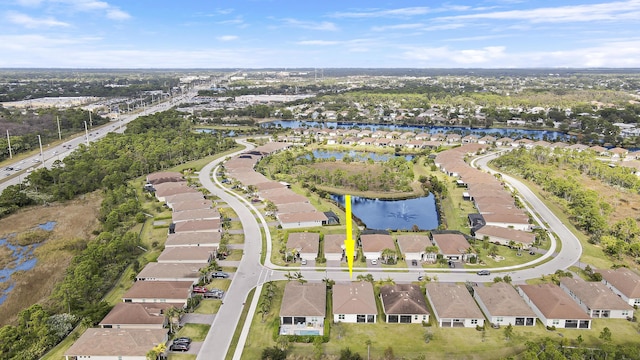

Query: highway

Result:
[195,143,583,359]
[0,93,193,193]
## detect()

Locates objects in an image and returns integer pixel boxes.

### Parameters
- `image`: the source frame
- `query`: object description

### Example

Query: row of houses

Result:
[435,144,538,250]
[65,171,223,360]
[292,232,477,264]
[281,268,639,335]
[223,142,330,229]
[281,128,640,161]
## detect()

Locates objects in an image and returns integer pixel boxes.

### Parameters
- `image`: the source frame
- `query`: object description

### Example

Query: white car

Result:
[300,259,307,265]
[370,259,378,265]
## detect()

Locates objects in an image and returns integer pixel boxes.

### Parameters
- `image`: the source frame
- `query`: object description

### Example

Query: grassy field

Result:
[0,192,102,326]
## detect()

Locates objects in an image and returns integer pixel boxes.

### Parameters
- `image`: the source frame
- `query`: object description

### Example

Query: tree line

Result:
[0,110,236,359]
[493,147,640,258]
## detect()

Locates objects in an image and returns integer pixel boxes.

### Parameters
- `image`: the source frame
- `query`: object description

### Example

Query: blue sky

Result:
[1,0,639,68]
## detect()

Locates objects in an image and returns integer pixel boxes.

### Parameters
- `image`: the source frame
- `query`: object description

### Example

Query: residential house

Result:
[474,225,535,249]
[332,282,377,323]
[164,192,205,208]
[172,219,221,233]
[396,234,430,262]
[172,208,220,223]
[99,302,169,329]
[280,282,327,335]
[360,233,396,262]
[277,211,328,229]
[156,246,217,264]
[473,282,537,326]
[287,232,320,261]
[146,171,183,185]
[559,278,634,319]
[136,262,203,283]
[518,284,591,329]
[431,233,474,263]
[64,328,168,360]
[171,199,213,212]
[380,284,430,324]
[598,268,640,307]
[426,283,485,328]
[324,234,345,262]
[165,232,221,248]
[122,281,193,307]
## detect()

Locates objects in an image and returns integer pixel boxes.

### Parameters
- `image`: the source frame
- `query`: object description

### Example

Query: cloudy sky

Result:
[1,0,640,68]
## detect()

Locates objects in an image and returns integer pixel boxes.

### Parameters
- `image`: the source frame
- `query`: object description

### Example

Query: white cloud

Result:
[296,40,341,46]
[217,35,238,41]
[106,8,131,20]
[371,23,424,32]
[5,11,70,28]
[436,0,640,23]
[403,46,507,65]
[281,18,338,31]
[331,6,431,18]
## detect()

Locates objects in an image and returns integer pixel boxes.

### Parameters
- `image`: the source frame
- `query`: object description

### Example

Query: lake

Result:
[330,194,439,231]
[262,120,570,141]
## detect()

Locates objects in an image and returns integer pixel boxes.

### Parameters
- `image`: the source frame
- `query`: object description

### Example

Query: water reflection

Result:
[331,194,439,231]
[262,120,570,141]
[310,150,413,162]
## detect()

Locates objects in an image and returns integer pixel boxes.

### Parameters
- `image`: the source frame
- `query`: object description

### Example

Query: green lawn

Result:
[194,299,221,314]
[173,323,211,342]
[228,233,244,244]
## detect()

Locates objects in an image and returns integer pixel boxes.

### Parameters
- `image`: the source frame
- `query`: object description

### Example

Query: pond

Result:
[262,120,570,141]
[310,150,414,162]
[330,194,439,231]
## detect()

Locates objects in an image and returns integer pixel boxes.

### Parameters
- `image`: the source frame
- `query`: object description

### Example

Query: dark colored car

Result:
[211,271,229,278]
[477,270,491,276]
[411,259,418,266]
[170,342,190,352]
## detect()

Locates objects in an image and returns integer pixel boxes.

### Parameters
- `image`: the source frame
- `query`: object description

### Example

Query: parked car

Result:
[173,337,192,345]
[370,259,378,265]
[417,275,424,281]
[169,342,190,352]
[300,259,307,265]
[411,259,418,266]
[211,271,229,278]
[204,289,224,299]
[192,286,207,293]
[477,270,491,276]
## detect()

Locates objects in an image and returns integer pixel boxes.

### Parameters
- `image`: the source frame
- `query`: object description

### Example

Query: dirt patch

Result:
[0,191,102,326]
[572,173,640,225]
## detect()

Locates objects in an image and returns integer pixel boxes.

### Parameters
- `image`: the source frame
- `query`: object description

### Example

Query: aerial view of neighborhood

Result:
[1,1,640,360]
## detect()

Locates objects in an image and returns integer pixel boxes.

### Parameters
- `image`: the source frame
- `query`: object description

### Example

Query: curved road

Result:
[196,143,583,359]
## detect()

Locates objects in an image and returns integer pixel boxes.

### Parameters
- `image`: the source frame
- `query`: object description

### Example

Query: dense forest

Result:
[493,147,640,258]
[0,110,236,360]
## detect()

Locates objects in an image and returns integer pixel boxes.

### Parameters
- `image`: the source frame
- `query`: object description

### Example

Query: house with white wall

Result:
[426,283,484,328]
[473,282,537,327]
[332,282,377,324]
[598,268,640,307]
[518,284,591,329]
[560,278,634,319]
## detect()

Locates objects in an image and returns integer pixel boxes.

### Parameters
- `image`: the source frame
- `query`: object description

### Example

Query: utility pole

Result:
[6,130,12,159]
[56,116,62,140]
[89,110,93,127]
[37,135,44,166]
[84,121,89,146]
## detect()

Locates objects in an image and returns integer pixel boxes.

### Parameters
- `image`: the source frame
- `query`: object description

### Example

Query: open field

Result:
[0,192,102,326]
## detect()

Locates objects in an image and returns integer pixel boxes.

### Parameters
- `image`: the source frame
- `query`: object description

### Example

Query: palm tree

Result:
[381,248,397,264]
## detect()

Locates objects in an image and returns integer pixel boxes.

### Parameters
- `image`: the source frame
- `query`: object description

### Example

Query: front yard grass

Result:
[194,299,222,314]
[173,323,210,342]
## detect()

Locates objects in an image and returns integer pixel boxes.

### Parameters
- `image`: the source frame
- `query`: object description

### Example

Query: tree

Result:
[599,327,612,342]
[261,346,287,360]
[503,324,514,341]
[339,348,363,360]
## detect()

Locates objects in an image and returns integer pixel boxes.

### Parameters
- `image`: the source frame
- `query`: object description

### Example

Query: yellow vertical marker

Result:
[344,194,355,278]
